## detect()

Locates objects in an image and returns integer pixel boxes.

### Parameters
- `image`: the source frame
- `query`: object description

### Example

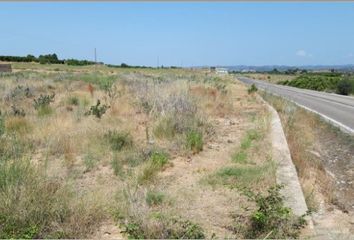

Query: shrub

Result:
[278,73,343,92]
[186,130,203,153]
[146,191,165,206]
[86,100,109,118]
[150,151,168,167]
[337,78,353,95]
[104,130,133,151]
[121,216,205,239]
[11,105,26,117]
[67,96,79,106]
[244,185,307,239]
[138,150,169,184]
[33,93,55,110]
[5,85,33,102]
[167,218,205,239]
[247,84,258,94]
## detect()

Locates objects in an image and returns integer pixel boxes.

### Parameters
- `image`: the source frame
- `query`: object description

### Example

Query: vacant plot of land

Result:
[0,64,306,239]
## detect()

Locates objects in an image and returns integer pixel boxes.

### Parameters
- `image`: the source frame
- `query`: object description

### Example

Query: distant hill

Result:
[230,65,354,72]
[196,65,354,72]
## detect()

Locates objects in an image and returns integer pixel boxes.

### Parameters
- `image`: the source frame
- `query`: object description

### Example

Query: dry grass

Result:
[0,63,277,238]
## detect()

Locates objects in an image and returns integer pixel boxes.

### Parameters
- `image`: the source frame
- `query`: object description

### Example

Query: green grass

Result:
[203,126,271,188]
[104,130,133,151]
[37,105,54,117]
[83,152,98,171]
[240,129,260,150]
[232,151,248,164]
[138,151,169,184]
[146,191,165,206]
[186,130,203,153]
[111,153,125,177]
[67,96,79,106]
[206,161,275,188]
[231,129,261,164]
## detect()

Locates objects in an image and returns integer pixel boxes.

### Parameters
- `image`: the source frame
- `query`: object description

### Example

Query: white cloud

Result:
[296,49,312,58]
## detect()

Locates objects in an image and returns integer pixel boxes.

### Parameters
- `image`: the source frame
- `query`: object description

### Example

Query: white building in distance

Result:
[215,67,228,74]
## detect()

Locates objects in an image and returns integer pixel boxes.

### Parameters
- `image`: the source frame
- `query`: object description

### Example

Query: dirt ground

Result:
[159,117,250,238]
[311,121,354,236]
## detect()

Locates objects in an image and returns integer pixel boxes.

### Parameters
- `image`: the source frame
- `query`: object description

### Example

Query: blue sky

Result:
[1,2,354,66]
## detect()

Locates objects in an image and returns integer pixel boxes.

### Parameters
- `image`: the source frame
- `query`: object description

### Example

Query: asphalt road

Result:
[237,76,354,135]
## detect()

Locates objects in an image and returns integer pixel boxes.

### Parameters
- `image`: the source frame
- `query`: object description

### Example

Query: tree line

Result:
[0,54,96,66]
[0,54,182,69]
[0,54,65,64]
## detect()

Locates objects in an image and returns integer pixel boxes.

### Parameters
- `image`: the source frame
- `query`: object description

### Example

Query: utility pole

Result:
[94,47,97,71]
[157,56,159,69]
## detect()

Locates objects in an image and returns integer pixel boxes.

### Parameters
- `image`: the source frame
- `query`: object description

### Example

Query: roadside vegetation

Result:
[0,62,308,238]
[240,72,354,96]
[278,72,354,95]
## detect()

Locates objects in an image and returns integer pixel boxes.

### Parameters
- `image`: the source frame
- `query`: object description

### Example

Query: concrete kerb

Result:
[256,95,314,231]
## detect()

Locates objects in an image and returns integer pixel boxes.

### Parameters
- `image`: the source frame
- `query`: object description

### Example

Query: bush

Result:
[146,191,165,206]
[247,84,258,94]
[138,150,169,184]
[104,130,133,151]
[150,151,168,167]
[33,93,55,110]
[186,130,203,153]
[11,105,26,117]
[85,100,109,118]
[337,78,353,95]
[121,216,205,239]
[244,185,307,239]
[67,96,79,106]
[5,85,33,102]
[278,73,342,92]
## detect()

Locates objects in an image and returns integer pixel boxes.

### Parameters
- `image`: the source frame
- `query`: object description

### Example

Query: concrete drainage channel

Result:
[259,96,314,232]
